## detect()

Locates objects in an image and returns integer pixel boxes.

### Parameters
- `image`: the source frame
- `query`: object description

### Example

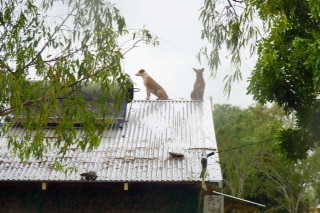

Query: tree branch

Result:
[18,5,78,73]
[0,58,14,73]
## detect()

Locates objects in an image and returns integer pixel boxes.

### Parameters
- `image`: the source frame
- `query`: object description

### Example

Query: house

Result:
[0,99,264,212]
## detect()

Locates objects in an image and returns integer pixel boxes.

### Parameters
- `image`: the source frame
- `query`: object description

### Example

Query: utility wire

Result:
[216,137,281,154]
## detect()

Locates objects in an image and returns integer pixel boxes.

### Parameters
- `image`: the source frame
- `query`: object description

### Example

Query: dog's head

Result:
[135,69,146,76]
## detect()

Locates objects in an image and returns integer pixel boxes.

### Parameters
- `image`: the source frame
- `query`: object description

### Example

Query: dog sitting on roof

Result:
[190,68,205,101]
[135,69,169,100]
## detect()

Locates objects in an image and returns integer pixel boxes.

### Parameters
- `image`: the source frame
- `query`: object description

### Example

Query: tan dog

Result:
[135,69,169,100]
[190,68,205,101]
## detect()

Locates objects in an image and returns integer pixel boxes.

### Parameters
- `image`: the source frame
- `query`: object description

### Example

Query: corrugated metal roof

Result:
[0,100,222,184]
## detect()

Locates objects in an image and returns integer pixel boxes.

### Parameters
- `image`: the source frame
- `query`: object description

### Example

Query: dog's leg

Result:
[200,90,204,101]
[156,90,167,100]
[191,90,195,100]
[146,89,151,100]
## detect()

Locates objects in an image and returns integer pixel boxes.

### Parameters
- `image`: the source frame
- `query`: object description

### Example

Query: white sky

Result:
[111,0,256,108]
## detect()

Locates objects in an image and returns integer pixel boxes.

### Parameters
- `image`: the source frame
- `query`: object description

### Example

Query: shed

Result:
[0,100,264,212]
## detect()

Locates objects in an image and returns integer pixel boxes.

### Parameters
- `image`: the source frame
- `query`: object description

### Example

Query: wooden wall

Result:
[0,182,200,213]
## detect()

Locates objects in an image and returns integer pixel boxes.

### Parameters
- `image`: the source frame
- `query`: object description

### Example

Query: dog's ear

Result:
[138,69,145,73]
[193,68,204,73]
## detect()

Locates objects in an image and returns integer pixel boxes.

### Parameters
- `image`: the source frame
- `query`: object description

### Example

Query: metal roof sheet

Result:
[0,100,222,184]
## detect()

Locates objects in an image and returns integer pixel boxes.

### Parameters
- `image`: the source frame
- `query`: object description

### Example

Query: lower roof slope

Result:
[0,100,222,184]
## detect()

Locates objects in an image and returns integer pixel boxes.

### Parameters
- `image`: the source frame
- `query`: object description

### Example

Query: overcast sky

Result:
[111,0,256,108]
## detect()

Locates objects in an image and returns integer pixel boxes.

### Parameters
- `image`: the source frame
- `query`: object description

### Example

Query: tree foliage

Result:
[213,104,286,201]
[199,0,260,94]
[213,104,320,212]
[201,0,320,160]
[0,0,157,170]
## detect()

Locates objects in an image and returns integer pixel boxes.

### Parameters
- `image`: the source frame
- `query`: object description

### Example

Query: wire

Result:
[216,137,280,154]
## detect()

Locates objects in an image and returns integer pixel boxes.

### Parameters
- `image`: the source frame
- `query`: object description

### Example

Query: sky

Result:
[111,0,256,108]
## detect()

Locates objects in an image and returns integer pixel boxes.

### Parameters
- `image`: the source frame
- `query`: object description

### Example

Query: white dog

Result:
[135,69,169,100]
